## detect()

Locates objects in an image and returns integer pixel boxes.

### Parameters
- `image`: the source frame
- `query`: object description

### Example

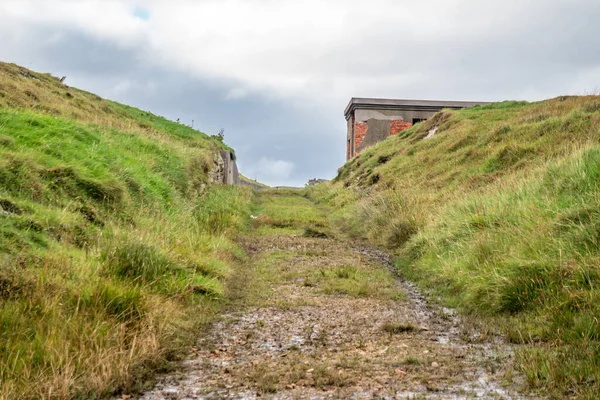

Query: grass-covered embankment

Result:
[309,96,600,398]
[0,63,252,399]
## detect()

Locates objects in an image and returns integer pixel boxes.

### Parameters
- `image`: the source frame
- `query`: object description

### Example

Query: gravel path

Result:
[134,216,529,399]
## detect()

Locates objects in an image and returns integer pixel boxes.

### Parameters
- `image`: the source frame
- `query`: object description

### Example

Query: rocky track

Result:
[135,195,530,399]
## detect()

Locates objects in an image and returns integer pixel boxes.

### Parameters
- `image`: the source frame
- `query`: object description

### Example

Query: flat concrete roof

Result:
[344,97,491,119]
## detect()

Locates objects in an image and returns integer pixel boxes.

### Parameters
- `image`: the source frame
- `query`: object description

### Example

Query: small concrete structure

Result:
[211,150,240,185]
[220,150,240,185]
[344,98,490,160]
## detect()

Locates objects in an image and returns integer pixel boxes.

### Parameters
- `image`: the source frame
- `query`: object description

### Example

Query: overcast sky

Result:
[1,0,599,186]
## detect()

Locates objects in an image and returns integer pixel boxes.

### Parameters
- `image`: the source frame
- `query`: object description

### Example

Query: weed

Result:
[334,266,357,279]
[249,364,279,393]
[382,322,418,334]
[377,154,392,165]
[103,240,180,283]
[302,226,330,238]
[400,356,422,366]
[0,198,23,215]
[312,364,348,388]
[79,281,146,323]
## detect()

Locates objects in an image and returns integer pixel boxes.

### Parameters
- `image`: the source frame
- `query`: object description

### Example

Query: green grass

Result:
[0,62,233,155]
[302,226,331,238]
[0,63,252,399]
[308,95,600,399]
[381,322,418,335]
[311,265,405,300]
[397,148,600,397]
[240,174,269,188]
[399,356,422,366]
[239,191,407,308]
[249,190,328,233]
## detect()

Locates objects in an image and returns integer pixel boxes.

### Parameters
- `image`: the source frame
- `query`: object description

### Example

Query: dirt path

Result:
[136,193,528,399]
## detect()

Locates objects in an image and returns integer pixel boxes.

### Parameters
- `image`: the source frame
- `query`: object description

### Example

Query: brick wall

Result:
[354,121,368,155]
[390,120,412,136]
[348,119,413,160]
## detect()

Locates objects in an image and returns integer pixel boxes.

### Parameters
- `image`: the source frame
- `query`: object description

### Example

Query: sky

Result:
[1,0,599,186]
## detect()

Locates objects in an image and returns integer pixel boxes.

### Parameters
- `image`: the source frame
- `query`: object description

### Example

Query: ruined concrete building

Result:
[210,150,240,185]
[345,98,489,160]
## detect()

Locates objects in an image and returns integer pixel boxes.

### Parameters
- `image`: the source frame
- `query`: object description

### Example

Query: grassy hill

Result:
[0,62,251,399]
[309,96,600,398]
[240,174,269,189]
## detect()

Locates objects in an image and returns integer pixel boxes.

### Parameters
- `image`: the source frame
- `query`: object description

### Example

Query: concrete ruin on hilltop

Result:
[344,98,490,160]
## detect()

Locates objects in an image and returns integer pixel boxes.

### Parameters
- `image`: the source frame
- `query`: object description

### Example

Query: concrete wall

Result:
[356,119,393,153]
[347,109,439,159]
[347,109,442,159]
[220,150,240,185]
[354,109,434,123]
[210,150,240,185]
[347,116,354,161]
[346,109,437,160]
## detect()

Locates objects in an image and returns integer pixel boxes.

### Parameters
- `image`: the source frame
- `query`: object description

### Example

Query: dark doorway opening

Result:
[412,118,427,125]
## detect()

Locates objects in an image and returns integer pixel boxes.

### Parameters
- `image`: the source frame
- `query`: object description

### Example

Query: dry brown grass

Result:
[0,63,141,133]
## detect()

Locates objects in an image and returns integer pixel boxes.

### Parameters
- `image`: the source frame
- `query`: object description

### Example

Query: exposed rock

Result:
[424,126,439,140]
[209,151,225,184]
[208,151,240,185]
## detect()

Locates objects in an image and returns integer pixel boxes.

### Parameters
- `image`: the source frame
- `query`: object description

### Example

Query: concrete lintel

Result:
[344,97,491,120]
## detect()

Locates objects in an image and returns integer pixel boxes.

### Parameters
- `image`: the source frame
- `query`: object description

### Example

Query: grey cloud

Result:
[0,26,343,186]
